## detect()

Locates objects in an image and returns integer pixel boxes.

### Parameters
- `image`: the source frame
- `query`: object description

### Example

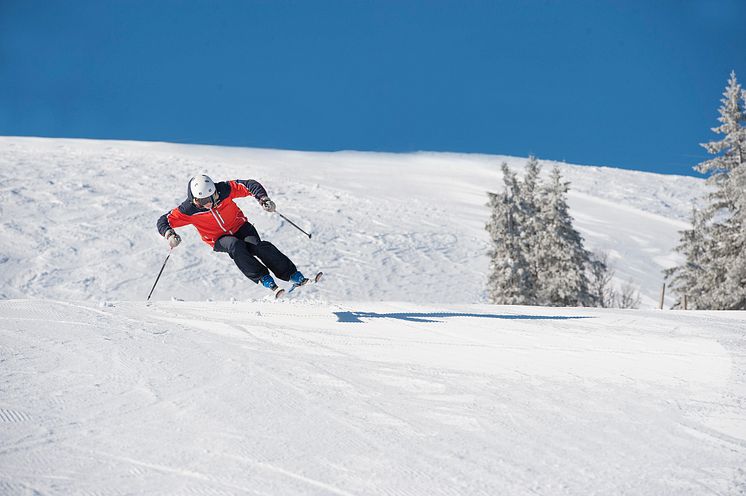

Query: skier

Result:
[156,174,311,297]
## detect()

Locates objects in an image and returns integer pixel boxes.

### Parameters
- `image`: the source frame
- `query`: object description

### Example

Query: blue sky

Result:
[1,1,744,176]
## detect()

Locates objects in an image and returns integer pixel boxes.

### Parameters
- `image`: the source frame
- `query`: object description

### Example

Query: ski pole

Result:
[147,248,173,301]
[277,212,312,239]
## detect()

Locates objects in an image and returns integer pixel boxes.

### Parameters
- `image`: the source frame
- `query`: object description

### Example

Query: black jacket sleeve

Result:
[234,179,268,200]
[157,212,172,237]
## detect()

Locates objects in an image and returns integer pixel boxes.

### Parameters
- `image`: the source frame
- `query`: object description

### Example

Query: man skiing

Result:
[157,174,311,297]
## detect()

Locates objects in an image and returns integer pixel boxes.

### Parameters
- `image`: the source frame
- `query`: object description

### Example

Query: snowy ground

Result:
[1,299,745,495]
[1,137,744,494]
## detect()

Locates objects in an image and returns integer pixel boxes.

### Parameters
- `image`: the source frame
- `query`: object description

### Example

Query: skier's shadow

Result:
[333,311,593,324]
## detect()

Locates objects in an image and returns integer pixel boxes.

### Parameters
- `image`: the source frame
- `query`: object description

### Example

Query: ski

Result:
[287,271,323,294]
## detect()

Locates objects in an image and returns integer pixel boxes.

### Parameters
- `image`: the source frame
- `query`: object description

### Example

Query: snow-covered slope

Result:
[0,137,704,306]
[1,299,744,495]
[3,138,744,495]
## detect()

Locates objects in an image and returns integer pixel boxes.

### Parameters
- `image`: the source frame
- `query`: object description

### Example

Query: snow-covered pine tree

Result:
[534,166,594,306]
[485,163,536,304]
[704,74,746,310]
[665,207,717,309]
[667,71,746,309]
[697,72,746,211]
[518,156,543,280]
[728,160,746,308]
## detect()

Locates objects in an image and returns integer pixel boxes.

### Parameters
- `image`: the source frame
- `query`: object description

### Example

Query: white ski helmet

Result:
[189,174,216,199]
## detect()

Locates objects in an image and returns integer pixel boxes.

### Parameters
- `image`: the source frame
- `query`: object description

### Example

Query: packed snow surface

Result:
[1,138,744,494]
[2,299,745,495]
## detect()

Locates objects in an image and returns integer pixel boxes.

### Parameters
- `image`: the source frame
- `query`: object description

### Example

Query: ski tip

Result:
[274,288,286,299]
[314,271,323,283]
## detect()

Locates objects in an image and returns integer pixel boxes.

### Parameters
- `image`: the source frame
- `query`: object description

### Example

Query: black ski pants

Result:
[213,222,297,283]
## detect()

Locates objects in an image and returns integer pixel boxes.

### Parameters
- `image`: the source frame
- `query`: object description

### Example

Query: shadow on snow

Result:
[333,311,594,324]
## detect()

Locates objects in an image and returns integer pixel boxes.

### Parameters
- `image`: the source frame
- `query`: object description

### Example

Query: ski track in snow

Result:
[1,138,743,494]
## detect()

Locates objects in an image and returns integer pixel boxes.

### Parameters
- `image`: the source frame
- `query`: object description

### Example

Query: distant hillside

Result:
[0,137,705,306]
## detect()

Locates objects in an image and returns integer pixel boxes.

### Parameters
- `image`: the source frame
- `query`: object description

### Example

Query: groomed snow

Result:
[1,137,744,494]
[1,299,745,495]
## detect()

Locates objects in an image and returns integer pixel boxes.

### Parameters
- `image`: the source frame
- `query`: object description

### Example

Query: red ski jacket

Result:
[157,179,268,248]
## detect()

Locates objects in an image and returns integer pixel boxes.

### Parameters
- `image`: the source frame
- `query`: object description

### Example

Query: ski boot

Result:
[290,271,310,287]
[260,275,285,299]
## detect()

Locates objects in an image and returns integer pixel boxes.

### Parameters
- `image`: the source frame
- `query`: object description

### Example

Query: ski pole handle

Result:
[277,212,312,239]
[147,248,173,301]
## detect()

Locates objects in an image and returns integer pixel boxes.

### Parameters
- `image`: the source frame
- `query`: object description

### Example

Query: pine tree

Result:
[486,160,601,307]
[485,163,536,304]
[668,71,746,309]
[665,208,717,309]
[519,156,543,280]
[697,72,746,205]
[534,167,594,306]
